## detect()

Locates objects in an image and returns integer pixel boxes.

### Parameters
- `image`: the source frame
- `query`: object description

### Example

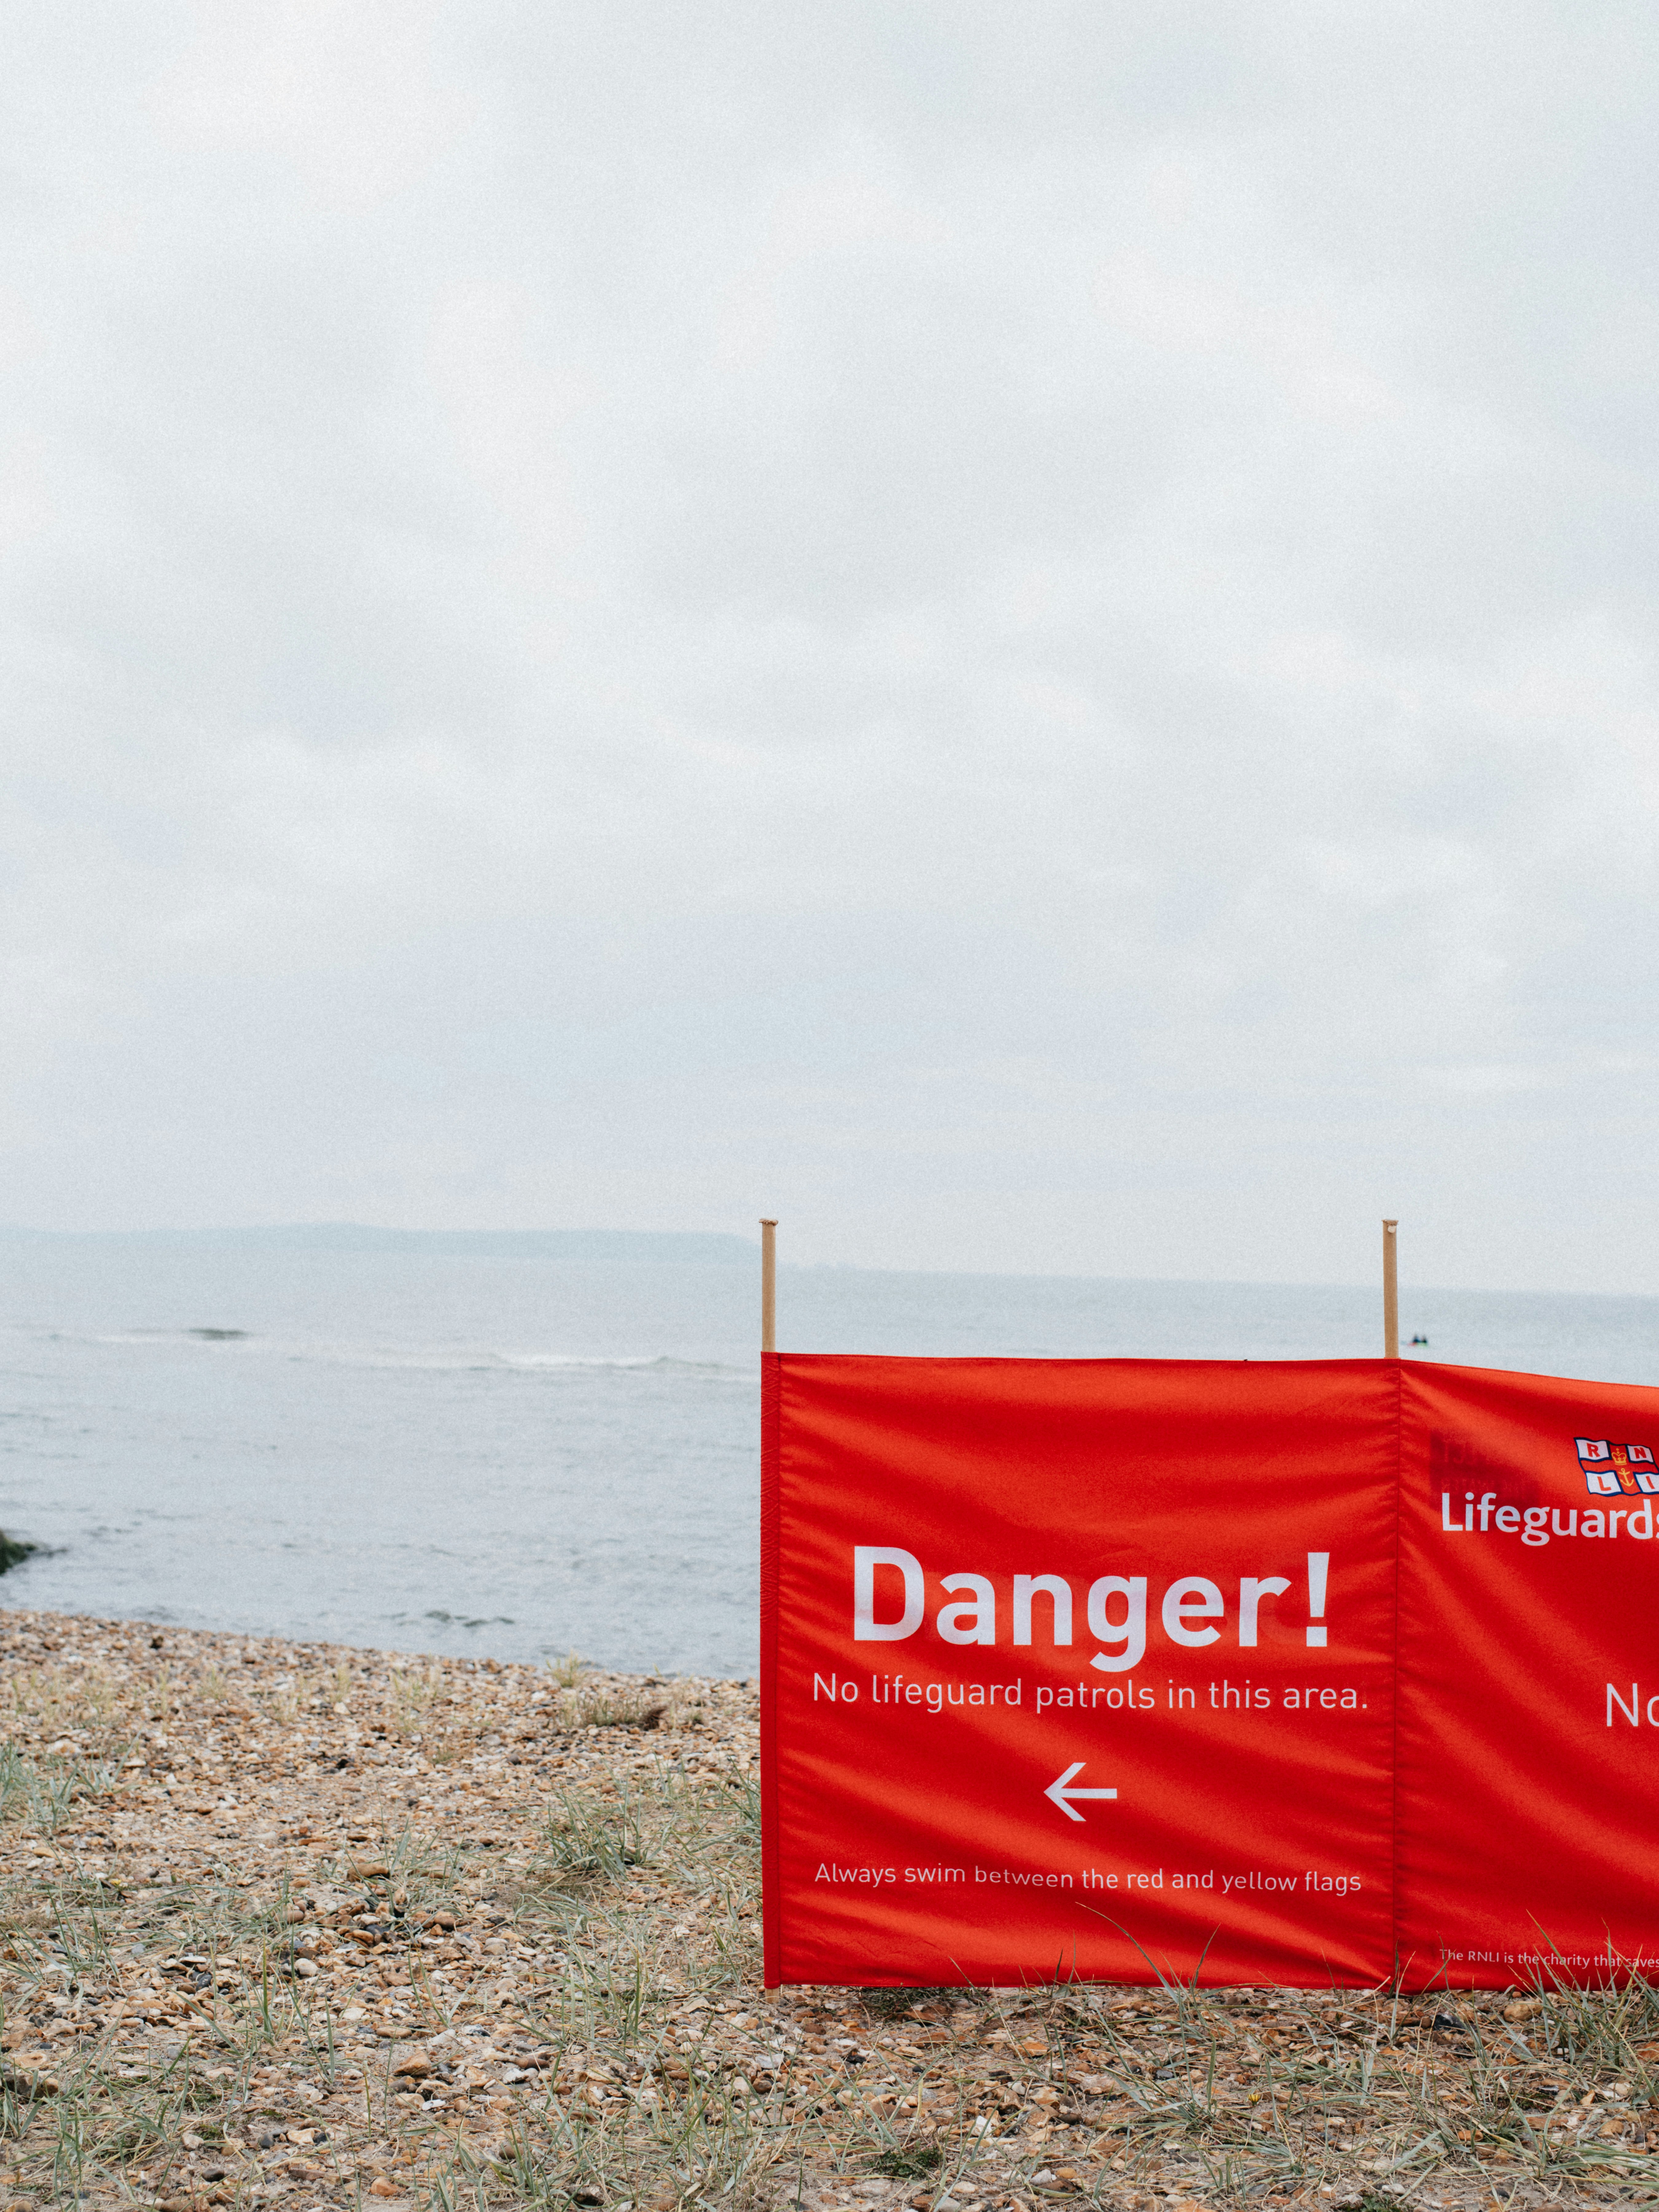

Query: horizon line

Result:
[0,1221,1655,1303]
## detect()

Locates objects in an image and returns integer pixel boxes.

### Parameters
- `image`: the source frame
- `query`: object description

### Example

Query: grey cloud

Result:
[2,2,1657,1292]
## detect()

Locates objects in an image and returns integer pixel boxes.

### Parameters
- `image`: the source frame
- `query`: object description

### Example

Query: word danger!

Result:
[852,1547,1332,1672]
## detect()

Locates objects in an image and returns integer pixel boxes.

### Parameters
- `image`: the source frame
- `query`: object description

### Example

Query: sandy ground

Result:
[2,1606,1655,2212]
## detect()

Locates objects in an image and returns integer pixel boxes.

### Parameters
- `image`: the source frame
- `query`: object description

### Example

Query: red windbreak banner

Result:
[759,1355,1659,1991]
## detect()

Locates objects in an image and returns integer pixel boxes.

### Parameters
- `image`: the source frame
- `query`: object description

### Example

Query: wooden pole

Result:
[761,1219,777,1354]
[1382,1218,1399,1359]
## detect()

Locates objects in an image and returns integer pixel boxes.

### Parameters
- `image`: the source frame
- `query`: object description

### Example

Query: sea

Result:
[3,1228,1657,1680]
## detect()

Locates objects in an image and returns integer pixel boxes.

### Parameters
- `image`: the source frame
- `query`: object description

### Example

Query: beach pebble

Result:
[0,2062,61,2098]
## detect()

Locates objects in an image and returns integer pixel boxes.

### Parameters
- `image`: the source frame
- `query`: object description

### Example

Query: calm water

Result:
[2,1234,1657,1675]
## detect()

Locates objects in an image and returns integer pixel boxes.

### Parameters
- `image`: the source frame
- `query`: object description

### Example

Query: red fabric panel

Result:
[1395,1362,1659,1989]
[764,1355,1398,1988]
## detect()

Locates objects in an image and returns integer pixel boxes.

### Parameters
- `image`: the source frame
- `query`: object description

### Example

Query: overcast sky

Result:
[3,3,1657,1291]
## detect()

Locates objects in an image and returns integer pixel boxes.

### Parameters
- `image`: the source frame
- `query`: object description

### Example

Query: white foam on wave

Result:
[1,1321,750,1378]
[493,1351,747,1376]
[304,1345,751,1378]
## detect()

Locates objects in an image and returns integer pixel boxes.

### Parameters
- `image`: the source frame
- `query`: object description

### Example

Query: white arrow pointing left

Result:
[1044,1761,1118,1822]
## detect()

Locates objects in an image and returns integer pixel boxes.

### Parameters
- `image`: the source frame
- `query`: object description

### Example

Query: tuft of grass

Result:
[861,1986,954,2021]
[540,1792,649,1883]
[0,1742,115,1834]
[731,1773,762,1846]
[554,1683,669,1732]
[868,2144,942,2179]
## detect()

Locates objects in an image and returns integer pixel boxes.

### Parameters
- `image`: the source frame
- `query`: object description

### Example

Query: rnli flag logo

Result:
[1576,1438,1659,1496]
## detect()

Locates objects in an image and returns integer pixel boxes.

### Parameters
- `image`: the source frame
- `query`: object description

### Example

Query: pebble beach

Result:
[3,1607,1657,2212]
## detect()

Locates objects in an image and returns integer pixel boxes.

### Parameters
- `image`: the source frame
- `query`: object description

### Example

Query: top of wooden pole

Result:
[1382,1217,1399,1360]
[761,1219,777,1354]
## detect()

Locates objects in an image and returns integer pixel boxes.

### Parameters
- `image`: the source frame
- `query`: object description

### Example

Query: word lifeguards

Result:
[1441,1492,1658,1546]
[851,1546,1333,1671]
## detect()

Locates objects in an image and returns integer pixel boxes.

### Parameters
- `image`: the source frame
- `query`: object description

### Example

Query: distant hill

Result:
[0,1224,757,1264]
